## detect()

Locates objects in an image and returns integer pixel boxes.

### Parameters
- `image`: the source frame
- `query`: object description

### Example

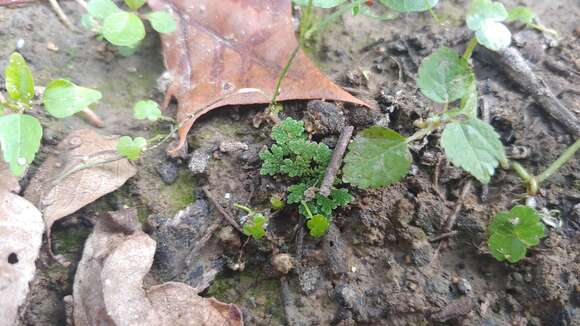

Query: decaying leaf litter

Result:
[0,0,579,325]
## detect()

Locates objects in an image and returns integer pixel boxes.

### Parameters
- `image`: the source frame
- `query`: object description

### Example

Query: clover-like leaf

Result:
[417,47,475,104]
[379,0,438,12]
[307,214,330,237]
[466,0,508,31]
[243,213,267,239]
[146,10,177,34]
[102,12,145,47]
[5,52,35,105]
[343,126,411,188]
[0,114,42,176]
[43,79,102,118]
[441,118,506,184]
[124,0,146,10]
[116,136,147,161]
[87,0,121,20]
[507,6,535,25]
[292,0,346,8]
[287,183,307,204]
[133,100,162,121]
[475,20,512,51]
[488,205,545,263]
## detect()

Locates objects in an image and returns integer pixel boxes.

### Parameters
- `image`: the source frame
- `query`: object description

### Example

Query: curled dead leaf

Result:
[0,191,44,325]
[148,0,368,152]
[24,129,136,253]
[74,209,243,326]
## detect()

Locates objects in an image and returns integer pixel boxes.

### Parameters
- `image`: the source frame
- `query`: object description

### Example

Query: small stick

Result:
[81,108,105,128]
[429,231,458,242]
[202,186,244,234]
[443,180,472,233]
[48,0,76,30]
[319,125,354,197]
[476,47,580,137]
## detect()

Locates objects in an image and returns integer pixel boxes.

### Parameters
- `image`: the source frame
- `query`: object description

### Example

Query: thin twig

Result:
[48,0,76,30]
[202,186,244,234]
[443,180,472,233]
[429,231,458,242]
[81,108,104,128]
[50,153,124,186]
[319,125,354,197]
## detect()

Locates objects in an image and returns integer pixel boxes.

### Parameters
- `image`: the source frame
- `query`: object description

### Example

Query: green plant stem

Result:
[269,44,300,113]
[536,139,580,183]
[425,0,440,23]
[301,201,314,219]
[304,2,355,39]
[463,37,478,60]
[234,203,254,215]
[510,161,531,182]
[528,23,559,37]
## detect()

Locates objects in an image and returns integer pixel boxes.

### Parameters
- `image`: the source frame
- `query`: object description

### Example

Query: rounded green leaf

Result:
[507,6,535,24]
[133,100,162,121]
[116,136,147,160]
[292,0,346,8]
[441,118,506,184]
[5,52,35,105]
[124,0,146,10]
[0,114,42,176]
[43,79,102,118]
[343,126,411,189]
[146,10,177,34]
[379,0,438,12]
[307,214,330,237]
[417,47,475,104]
[475,20,511,51]
[243,213,267,239]
[87,0,121,20]
[489,232,527,263]
[102,12,145,47]
[466,0,508,31]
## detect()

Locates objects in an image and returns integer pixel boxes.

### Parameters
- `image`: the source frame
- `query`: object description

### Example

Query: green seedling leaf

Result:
[379,0,438,12]
[507,6,535,24]
[292,0,345,8]
[287,183,307,204]
[5,52,35,105]
[102,12,145,47]
[271,117,307,145]
[0,114,42,176]
[417,47,475,104]
[488,205,545,263]
[133,100,162,121]
[259,144,285,176]
[81,14,101,32]
[43,79,102,118]
[343,126,411,189]
[475,20,511,51]
[124,0,146,10]
[87,0,121,20]
[243,213,267,239]
[270,196,285,210]
[466,0,508,30]
[441,118,506,184]
[146,10,177,34]
[116,136,146,160]
[458,82,478,118]
[307,214,330,237]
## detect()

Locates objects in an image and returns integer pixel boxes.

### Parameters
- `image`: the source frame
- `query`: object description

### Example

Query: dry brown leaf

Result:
[24,129,136,242]
[0,159,20,193]
[148,0,368,151]
[0,191,44,324]
[74,209,243,326]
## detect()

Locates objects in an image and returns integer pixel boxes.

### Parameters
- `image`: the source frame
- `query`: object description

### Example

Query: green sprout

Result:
[235,204,268,240]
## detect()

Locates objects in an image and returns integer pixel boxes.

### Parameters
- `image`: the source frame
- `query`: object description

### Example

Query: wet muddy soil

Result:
[1,0,579,325]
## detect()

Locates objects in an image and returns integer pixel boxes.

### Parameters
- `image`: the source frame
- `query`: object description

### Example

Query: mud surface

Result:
[1,0,579,325]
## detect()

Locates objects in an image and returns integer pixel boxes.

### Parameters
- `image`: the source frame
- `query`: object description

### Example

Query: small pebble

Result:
[46,41,59,52]
[156,160,178,185]
[272,253,294,274]
[188,149,210,174]
[219,141,248,153]
[16,38,24,49]
[457,278,473,295]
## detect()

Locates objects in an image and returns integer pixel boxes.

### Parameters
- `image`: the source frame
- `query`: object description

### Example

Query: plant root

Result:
[319,125,354,197]
[476,46,580,137]
[202,186,244,234]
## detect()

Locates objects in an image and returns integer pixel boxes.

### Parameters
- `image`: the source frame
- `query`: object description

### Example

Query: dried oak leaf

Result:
[74,209,243,326]
[0,191,44,325]
[0,159,20,193]
[148,0,368,151]
[24,129,136,240]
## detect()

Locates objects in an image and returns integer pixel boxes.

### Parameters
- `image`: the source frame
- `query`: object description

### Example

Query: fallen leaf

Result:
[0,190,44,324]
[0,159,20,193]
[24,129,136,253]
[73,209,243,326]
[148,0,368,151]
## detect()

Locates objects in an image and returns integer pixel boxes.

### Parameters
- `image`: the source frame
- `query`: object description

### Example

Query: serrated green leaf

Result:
[466,0,508,30]
[272,118,306,145]
[441,118,506,184]
[124,0,145,10]
[307,214,330,237]
[116,136,146,160]
[243,213,267,239]
[43,79,102,118]
[458,82,478,118]
[133,100,161,121]
[259,144,284,176]
[146,10,177,34]
[343,126,411,189]
[87,0,121,20]
[488,205,544,263]
[0,114,42,176]
[292,0,345,8]
[417,47,475,104]
[475,20,512,51]
[5,52,35,105]
[330,188,352,206]
[102,12,145,47]
[270,196,285,210]
[379,0,438,12]
[287,183,307,204]
[507,6,535,24]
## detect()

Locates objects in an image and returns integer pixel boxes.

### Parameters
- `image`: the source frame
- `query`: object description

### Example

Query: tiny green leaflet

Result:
[124,0,146,10]
[102,11,146,47]
[43,79,102,118]
[243,213,268,239]
[307,214,330,237]
[133,100,162,121]
[146,11,177,34]
[380,0,438,12]
[506,6,535,24]
[5,52,35,105]
[0,114,42,176]
[466,0,511,51]
[87,0,121,20]
[116,136,147,160]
